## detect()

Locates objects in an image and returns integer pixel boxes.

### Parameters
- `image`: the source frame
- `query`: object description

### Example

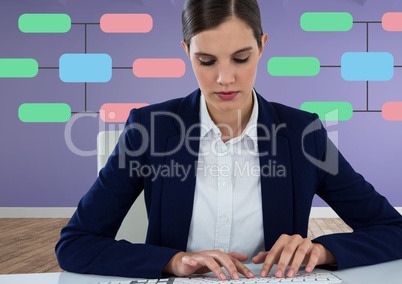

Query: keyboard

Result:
[93,272,342,284]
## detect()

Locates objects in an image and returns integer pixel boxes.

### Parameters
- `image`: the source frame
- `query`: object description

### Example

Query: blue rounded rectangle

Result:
[59,54,112,82]
[341,52,393,81]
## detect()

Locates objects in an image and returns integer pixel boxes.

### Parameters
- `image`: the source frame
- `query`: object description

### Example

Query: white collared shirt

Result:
[186,90,265,261]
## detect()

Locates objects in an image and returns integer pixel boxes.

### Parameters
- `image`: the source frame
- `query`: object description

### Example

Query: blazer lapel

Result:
[256,93,294,250]
[160,90,201,250]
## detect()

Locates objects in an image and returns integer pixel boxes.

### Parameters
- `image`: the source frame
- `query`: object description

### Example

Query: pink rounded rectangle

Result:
[382,12,402,31]
[133,58,186,78]
[100,103,149,123]
[382,102,402,121]
[100,14,153,33]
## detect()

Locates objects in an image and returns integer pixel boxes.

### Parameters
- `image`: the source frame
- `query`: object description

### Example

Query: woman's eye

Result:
[197,56,249,66]
[199,59,216,66]
[233,57,249,64]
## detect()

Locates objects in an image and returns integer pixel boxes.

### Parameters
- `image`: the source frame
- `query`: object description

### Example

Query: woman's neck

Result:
[207,96,254,143]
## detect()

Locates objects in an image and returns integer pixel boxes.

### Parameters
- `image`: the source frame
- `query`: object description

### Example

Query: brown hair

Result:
[182,0,263,49]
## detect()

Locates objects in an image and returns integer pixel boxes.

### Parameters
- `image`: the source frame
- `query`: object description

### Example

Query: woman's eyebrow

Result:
[193,52,214,57]
[194,46,254,57]
[232,46,253,54]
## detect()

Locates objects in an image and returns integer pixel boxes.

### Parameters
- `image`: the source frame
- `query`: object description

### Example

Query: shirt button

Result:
[222,181,230,188]
[221,216,229,223]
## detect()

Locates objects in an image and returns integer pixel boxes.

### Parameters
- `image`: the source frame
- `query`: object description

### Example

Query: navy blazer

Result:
[56,89,402,278]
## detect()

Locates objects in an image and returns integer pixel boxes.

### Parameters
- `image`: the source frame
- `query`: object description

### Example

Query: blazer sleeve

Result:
[310,117,402,269]
[55,109,180,278]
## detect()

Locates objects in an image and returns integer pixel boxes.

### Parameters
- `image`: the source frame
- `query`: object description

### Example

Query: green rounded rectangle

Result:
[268,57,320,76]
[18,14,71,33]
[300,102,353,121]
[18,103,71,123]
[0,58,38,78]
[300,12,353,32]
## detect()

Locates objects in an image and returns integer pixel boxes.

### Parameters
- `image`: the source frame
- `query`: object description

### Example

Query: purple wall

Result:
[0,0,401,207]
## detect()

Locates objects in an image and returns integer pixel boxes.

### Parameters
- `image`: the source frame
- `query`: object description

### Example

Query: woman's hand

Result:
[252,234,336,278]
[163,250,255,280]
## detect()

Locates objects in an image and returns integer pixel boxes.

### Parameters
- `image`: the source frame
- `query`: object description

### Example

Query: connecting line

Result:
[71,23,100,25]
[354,22,373,52]
[320,65,341,68]
[38,67,59,69]
[112,67,133,69]
[71,22,93,53]
[366,22,369,52]
[353,21,381,24]
[85,83,87,112]
[353,110,381,112]
[366,81,369,111]
[85,24,87,53]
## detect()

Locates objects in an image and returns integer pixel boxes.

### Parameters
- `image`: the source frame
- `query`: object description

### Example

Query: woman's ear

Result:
[258,34,268,59]
[181,41,190,59]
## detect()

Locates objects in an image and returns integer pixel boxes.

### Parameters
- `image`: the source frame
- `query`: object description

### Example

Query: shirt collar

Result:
[199,89,259,147]
[241,90,259,147]
[199,93,220,138]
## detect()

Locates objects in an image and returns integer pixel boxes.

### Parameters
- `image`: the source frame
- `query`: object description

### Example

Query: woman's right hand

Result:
[163,250,255,280]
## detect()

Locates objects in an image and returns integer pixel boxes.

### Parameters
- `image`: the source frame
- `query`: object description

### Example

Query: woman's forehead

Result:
[189,18,257,55]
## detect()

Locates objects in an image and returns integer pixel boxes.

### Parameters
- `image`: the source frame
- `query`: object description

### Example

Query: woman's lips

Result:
[215,91,239,101]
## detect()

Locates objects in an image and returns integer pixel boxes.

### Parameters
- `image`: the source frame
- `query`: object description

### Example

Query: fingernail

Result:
[219,273,226,280]
[275,269,283,278]
[287,269,295,277]
[247,271,255,278]
[260,270,267,277]
[306,266,313,273]
[232,272,239,280]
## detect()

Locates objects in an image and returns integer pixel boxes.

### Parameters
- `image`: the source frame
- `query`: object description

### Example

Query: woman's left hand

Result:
[251,234,336,278]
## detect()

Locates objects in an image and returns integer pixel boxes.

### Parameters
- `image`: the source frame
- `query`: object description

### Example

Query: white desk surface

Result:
[1,260,402,284]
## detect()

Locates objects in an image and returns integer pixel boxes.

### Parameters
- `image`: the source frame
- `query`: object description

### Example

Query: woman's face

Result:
[182,17,267,120]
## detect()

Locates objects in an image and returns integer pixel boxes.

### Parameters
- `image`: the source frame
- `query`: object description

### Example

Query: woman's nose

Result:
[217,64,235,85]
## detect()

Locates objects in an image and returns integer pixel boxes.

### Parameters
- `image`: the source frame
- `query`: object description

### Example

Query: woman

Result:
[56,0,402,280]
